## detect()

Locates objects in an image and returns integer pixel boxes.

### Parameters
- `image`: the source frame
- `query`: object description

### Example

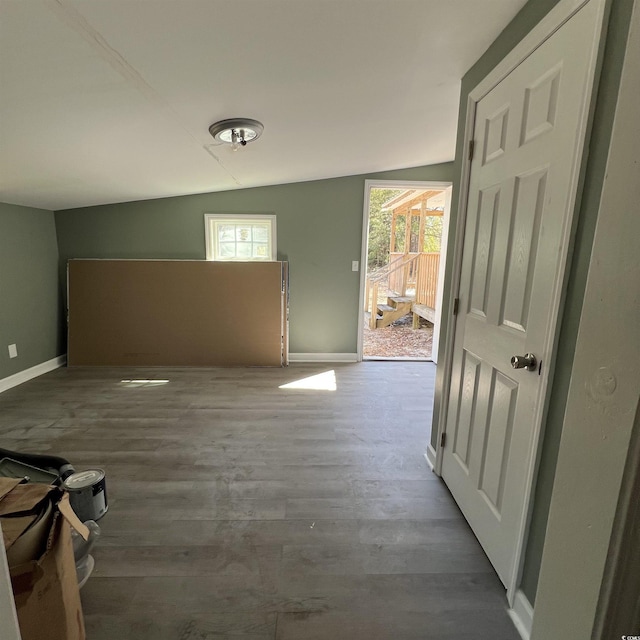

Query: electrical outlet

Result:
[8,344,17,359]
[351,261,359,272]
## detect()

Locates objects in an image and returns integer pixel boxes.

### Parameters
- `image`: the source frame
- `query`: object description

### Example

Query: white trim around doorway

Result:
[358,180,452,362]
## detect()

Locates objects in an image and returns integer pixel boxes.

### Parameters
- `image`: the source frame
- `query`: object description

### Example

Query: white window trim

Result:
[204,213,277,261]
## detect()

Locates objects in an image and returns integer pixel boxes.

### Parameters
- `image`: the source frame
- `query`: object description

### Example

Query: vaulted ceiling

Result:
[0,0,527,210]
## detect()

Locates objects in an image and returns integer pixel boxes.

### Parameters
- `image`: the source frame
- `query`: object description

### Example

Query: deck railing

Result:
[414,252,440,309]
[365,252,440,326]
[388,252,420,295]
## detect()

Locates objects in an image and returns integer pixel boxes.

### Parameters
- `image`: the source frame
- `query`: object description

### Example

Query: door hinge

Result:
[440,432,447,448]
[453,297,460,316]
[468,139,475,162]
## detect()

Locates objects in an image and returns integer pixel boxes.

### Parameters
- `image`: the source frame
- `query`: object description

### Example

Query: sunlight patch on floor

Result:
[279,370,337,391]
[119,379,170,388]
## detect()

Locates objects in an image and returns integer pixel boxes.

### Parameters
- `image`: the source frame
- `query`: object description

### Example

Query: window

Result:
[204,214,277,261]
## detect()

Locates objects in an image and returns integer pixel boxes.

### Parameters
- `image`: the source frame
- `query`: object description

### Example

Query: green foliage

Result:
[367,188,444,270]
[367,189,402,270]
[422,215,443,253]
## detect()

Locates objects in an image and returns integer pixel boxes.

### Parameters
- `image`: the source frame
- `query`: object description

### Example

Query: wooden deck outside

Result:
[389,252,440,308]
[365,252,440,329]
[365,188,443,330]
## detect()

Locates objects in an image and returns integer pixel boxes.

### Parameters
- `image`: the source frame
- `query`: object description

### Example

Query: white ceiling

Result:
[0,0,527,211]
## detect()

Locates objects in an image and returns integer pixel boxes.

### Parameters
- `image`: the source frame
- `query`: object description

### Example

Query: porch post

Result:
[418,200,426,253]
[390,212,396,254]
[403,210,411,254]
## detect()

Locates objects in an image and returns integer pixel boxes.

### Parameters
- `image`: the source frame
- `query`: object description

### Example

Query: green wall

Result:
[55,164,452,355]
[431,0,634,605]
[0,202,63,380]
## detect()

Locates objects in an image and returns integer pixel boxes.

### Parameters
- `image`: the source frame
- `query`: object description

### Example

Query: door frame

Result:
[358,180,452,362]
[531,0,640,632]
[431,0,607,604]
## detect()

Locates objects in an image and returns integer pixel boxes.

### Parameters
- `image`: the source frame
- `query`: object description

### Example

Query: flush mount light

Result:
[208,118,264,150]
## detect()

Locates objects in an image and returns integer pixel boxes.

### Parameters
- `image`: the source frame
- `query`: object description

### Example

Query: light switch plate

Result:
[351,261,359,272]
[8,344,17,359]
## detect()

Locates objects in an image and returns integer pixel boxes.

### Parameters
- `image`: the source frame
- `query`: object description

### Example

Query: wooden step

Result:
[388,296,413,307]
[375,301,413,329]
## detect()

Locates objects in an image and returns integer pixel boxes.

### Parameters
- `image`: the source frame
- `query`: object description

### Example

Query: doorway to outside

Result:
[358,180,452,362]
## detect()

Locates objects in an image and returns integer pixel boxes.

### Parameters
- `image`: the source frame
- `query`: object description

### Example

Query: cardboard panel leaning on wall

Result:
[67,259,288,367]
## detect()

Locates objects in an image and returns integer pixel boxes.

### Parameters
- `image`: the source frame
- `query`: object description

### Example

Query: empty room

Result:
[1,1,638,639]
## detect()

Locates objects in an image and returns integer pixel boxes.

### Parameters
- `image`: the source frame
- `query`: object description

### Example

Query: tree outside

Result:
[367,188,402,270]
[367,188,443,270]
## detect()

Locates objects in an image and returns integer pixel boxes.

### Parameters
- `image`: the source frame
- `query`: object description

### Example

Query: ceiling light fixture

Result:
[208,118,264,151]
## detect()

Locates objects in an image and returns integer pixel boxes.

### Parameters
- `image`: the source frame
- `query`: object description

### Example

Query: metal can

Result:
[63,469,108,522]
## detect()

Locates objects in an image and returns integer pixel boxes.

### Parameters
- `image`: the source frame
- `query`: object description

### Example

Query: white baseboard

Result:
[0,355,66,394]
[288,353,358,363]
[508,589,534,640]
[425,444,438,472]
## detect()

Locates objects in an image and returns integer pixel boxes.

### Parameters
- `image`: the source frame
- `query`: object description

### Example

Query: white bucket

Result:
[63,469,108,522]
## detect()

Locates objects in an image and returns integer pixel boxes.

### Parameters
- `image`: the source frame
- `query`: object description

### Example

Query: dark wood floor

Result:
[0,362,519,639]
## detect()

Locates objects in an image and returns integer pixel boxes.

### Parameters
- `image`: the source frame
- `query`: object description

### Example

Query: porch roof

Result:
[382,188,446,216]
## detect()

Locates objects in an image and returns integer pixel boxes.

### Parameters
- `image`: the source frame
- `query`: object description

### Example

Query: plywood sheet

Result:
[67,260,287,366]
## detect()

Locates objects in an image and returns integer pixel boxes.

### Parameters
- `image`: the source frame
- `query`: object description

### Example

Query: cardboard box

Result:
[0,478,88,640]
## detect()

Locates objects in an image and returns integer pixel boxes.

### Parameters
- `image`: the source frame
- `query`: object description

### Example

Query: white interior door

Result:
[441,0,602,589]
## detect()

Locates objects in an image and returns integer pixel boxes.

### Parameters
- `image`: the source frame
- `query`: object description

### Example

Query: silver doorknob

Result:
[511,353,537,371]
